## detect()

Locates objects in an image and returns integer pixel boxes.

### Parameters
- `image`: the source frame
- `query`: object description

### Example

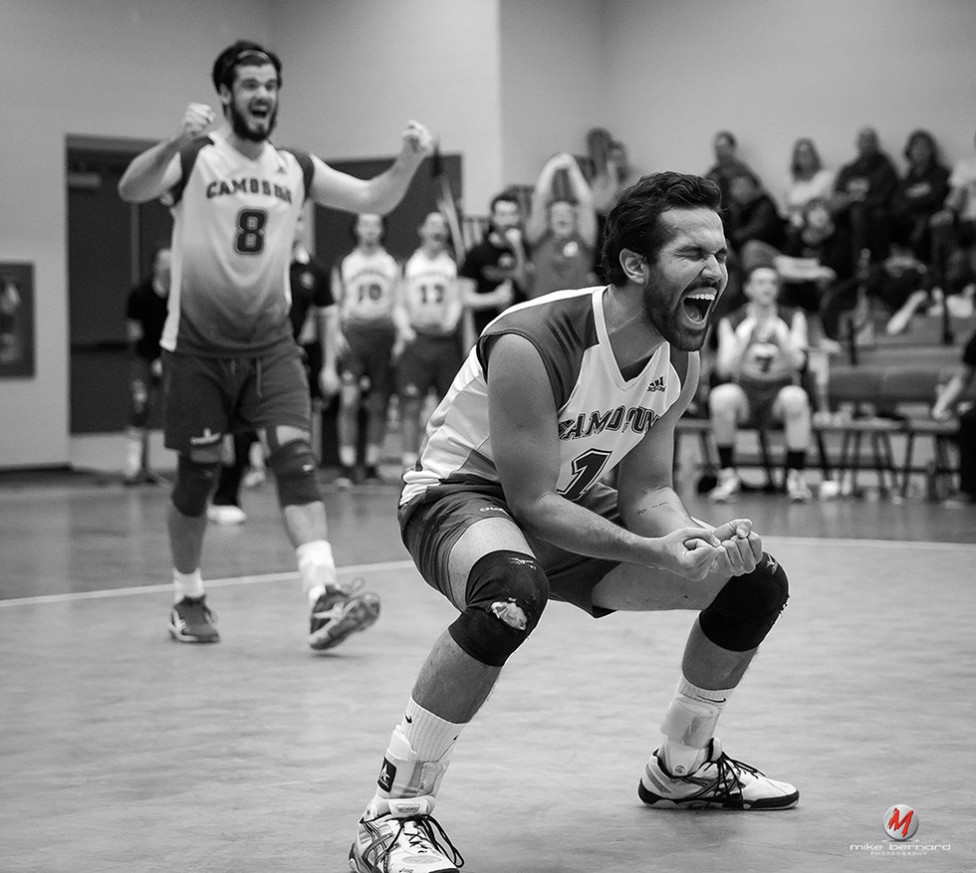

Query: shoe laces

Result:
[313,578,366,616]
[708,751,762,798]
[384,813,464,868]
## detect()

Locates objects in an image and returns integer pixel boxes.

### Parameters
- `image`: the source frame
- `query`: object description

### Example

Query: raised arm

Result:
[563,157,598,247]
[487,334,718,578]
[118,103,215,203]
[526,154,565,245]
[308,121,433,215]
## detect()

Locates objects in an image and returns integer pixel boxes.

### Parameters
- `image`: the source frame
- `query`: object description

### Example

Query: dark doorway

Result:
[67,136,172,434]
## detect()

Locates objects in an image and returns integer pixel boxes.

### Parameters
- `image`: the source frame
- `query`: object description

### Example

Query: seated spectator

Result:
[525,152,598,298]
[705,130,755,237]
[831,126,899,264]
[707,265,814,503]
[930,126,976,298]
[775,198,856,338]
[784,137,835,238]
[889,129,950,266]
[728,171,786,257]
[931,326,976,506]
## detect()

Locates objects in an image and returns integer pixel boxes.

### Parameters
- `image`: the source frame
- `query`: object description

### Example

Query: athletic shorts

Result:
[398,480,621,617]
[340,322,396,396]
[739,377,795,426]
[162,342,310,454]
[396,334,462,399]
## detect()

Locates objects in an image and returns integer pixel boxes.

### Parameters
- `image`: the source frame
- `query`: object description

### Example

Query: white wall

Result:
[601,0,976,206]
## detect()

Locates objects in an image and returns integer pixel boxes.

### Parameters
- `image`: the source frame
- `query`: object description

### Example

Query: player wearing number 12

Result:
[349,173,798,873]
[118,40,433,648]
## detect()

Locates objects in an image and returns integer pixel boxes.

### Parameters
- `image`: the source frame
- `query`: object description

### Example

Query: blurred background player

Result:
[708,265,814,503]
[123,246,171,485]
[118,39,432,647]
[524,152,598,298]
[458,191,529,350]
[394,211,463,471]
[333,213,399,486]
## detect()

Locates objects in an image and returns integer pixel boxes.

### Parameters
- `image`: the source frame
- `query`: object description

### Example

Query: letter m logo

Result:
[887,807,913,838]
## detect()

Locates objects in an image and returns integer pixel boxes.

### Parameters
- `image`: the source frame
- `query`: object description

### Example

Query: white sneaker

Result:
[207,504,247,525]
[639,738,798,810]
[786,470,812,503]
[708,468,741,503]
[349,797,463,873]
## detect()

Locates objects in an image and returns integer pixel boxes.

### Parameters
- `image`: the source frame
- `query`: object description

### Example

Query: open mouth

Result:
[682,290,716,324]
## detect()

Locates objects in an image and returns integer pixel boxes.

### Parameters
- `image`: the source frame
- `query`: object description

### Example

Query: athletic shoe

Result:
[708,468,741,503]
[786,469,812,503]
[309,579,381,651]
[335,465,357,489]
[207,504,247,525]
[349,797,463,873]
[639,738,798,810]
[168,596,220,644]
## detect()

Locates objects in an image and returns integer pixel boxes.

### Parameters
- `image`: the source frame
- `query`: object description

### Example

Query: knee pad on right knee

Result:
[448,551,549,667]
[171,456,221,517]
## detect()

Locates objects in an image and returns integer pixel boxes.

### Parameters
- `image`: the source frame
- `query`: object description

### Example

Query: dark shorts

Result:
[739,377,795,426]
[341,322,396,396]
[396,334,462,399]
[398,480,621,617]
[162,342,310,454]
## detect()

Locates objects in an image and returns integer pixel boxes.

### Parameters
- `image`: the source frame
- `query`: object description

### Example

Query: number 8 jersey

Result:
[400,285,686,507]
[162,131,313,356]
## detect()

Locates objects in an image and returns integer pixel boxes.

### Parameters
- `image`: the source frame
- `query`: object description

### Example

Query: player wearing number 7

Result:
[349,172,798,873]
[118,39,433,650]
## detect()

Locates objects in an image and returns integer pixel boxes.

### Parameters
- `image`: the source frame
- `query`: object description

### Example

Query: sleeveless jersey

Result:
[727,305,801,385]
[162,132,313,356]
[338,248,399,327]
[400,285,685,506]
[402,249,458,336]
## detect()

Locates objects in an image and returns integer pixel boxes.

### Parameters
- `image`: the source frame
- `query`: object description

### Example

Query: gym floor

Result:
[1,467,973,872]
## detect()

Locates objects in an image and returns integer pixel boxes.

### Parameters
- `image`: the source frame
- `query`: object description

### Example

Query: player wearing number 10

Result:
[118,40,433,649]
[350,172,798,873]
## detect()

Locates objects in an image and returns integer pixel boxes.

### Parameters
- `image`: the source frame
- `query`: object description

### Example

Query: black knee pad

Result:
[448,551,549,667]
[698,552,789,652]
[171,456,221,516]
[267,440,321,507]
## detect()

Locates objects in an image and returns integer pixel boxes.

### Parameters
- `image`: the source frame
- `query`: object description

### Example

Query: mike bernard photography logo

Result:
[848,804,952,856]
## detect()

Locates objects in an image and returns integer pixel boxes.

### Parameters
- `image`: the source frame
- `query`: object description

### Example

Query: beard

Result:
[230,101,277,142]
[641,273,717,352]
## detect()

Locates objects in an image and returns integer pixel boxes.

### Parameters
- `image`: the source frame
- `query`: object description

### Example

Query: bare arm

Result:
[488,335,718,578]
[564,157,598,247]
[932,363,976,420]
[118,103,215,203]
[317,304,340,398]
[526,155,563,245]
[308,121,433,215]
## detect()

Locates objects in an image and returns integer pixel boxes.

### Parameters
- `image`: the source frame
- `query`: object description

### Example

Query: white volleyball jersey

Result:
[162,132,313,355]
[402,248,458,335]
[338,248,399,327]
[401,285,686,506]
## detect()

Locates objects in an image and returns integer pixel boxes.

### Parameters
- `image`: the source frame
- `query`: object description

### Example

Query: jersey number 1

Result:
[558,448,612,502]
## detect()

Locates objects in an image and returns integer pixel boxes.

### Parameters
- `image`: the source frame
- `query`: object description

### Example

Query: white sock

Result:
[401,697,464,762]
[365,444,381,466]
[339,446,356,467]
[296,540,336,602]
[658,677,733,776]
[173,568,204,602]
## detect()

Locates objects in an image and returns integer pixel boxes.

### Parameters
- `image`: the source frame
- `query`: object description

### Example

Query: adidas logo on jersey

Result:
[646,376,666,392]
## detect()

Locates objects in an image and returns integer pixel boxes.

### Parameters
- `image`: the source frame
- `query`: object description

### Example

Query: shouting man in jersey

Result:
[119,40,433,650]
[349,172,798,873]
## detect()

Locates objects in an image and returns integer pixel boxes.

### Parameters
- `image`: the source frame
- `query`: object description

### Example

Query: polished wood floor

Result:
[1,463,974,872]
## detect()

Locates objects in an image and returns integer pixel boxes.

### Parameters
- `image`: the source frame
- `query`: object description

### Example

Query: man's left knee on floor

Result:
[266,439,321,507]
[698,553,789,651]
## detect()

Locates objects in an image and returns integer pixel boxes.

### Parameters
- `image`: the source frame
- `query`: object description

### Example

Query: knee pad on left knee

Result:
[698,552,789,651]
[267,440,321,507]
[448,551,549,667]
